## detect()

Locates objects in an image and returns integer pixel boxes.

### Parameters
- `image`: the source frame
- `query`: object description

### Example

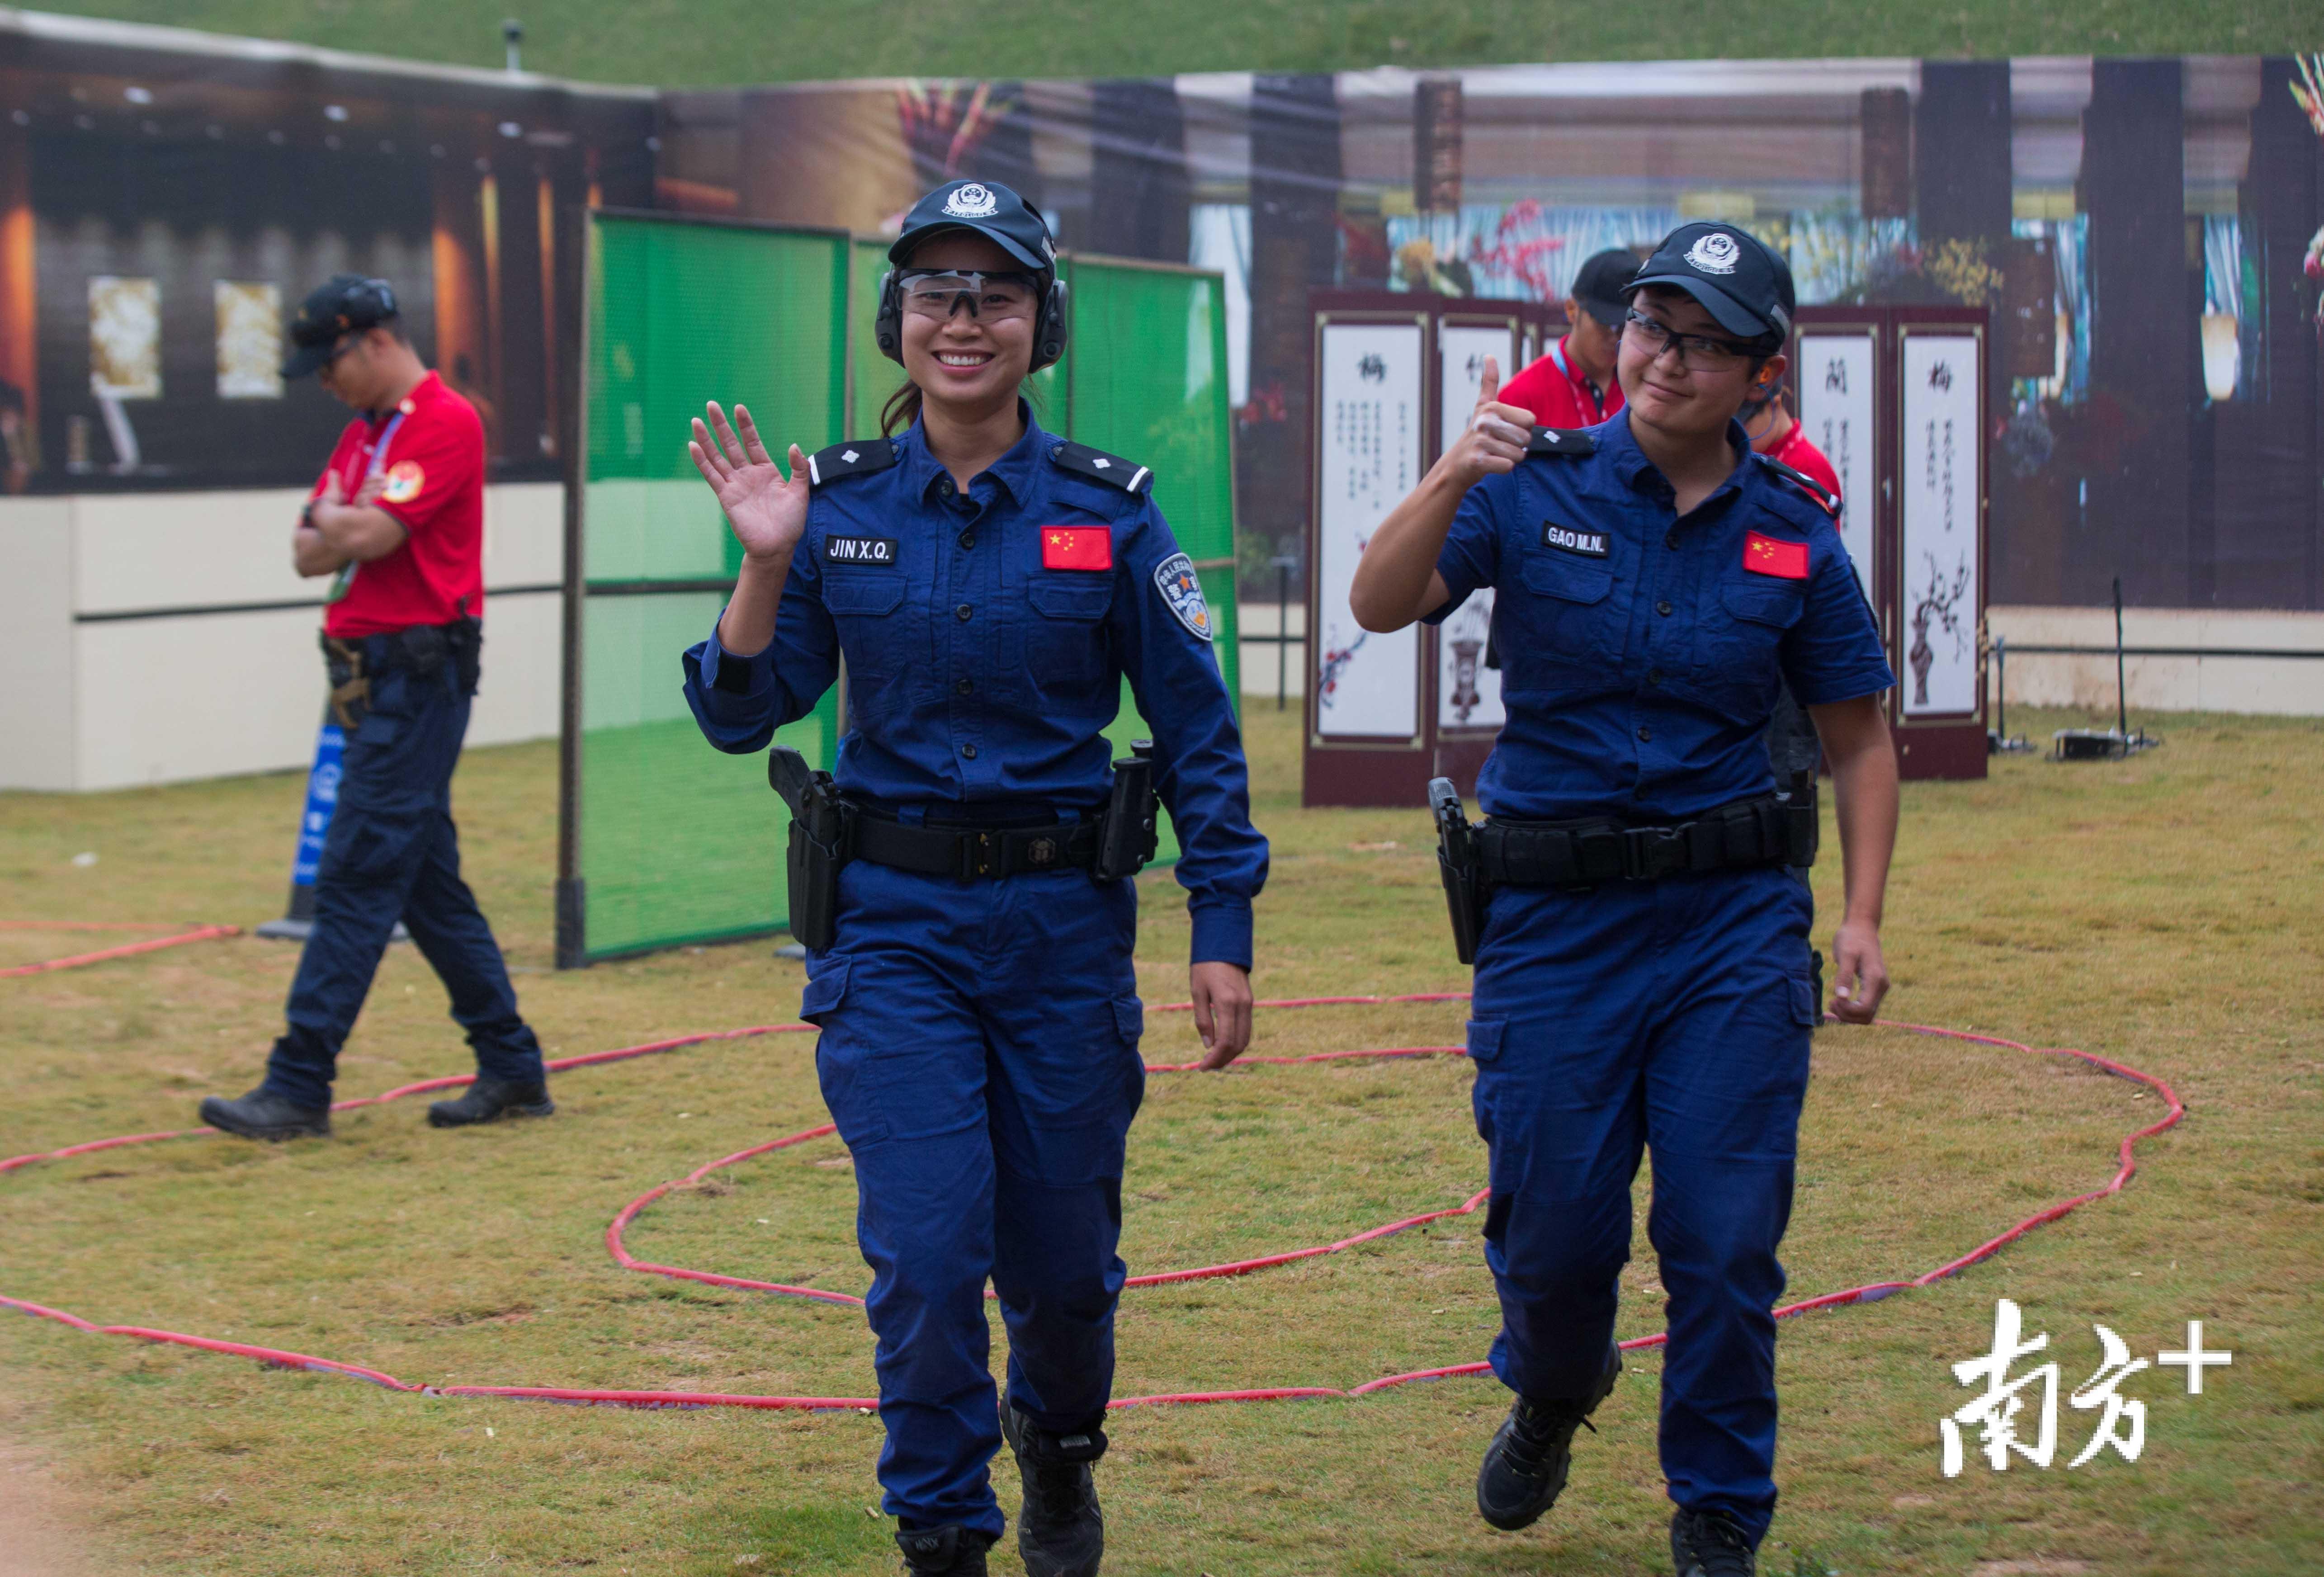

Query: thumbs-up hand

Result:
[1445,354,1533,486]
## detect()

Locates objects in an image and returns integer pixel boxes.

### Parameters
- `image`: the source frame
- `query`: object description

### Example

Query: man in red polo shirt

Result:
[200,275,552,1141]
[1496,249,1636,430]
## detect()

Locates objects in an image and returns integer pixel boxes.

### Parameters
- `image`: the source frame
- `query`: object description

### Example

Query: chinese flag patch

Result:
[1743,531,1809,580]
[1042,526,1113,571]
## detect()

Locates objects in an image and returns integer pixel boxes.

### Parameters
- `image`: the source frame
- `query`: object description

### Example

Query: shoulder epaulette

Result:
[1525,426,1597,457]
[1755,453,1840,519]
[1049,440,1153,495]
[804,438,899,487]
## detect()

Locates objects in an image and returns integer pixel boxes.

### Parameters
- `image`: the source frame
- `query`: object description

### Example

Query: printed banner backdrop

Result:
[6,28,2319,614]
[1312,318,1424,738]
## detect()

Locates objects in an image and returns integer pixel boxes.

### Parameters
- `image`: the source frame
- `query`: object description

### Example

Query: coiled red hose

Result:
[2,993,2183,1416]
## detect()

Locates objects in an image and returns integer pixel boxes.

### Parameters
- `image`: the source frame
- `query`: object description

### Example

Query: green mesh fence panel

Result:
[573,213,848,961]
[567,230,1238,958]
[1065,258,1242,867]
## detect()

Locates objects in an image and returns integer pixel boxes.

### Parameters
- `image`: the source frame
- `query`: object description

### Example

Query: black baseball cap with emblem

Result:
[1568,248,1640,328]
[281,274,400,380]
[1625,222,1794,344]
[888,178,1056,279]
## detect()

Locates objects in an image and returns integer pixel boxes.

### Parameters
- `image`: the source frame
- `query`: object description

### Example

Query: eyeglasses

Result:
[1622,308,1761,367]
[897,270,1040,324]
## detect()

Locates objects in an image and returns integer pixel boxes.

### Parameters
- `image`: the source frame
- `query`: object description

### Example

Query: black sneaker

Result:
[1001,1402,1105,1577]
[426,1078,554,1128]
[895,1524,991,1575]
[198,1088,331,1141]
[1475,1345,1621,1531]
[1670,1508,1757,1576]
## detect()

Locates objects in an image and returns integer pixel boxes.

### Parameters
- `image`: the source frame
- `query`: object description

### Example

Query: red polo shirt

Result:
[1763,420,1842,502]
[1498,333,1625,430]
[317,370,487,638]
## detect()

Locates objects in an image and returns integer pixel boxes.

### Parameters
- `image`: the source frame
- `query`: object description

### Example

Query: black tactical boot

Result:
[198,1088,331,1141]
[1670,1507,1757,1576]
[895,1524,991,1575]
[1475,1345,1621,1531]
[1001,1402,1105,1577]
[426,1078,554,1128]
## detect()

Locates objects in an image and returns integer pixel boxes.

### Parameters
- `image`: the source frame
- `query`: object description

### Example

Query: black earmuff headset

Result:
[874,268,1071,374]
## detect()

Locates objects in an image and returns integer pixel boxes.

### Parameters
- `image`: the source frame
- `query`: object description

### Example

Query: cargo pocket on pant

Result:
[803,956,891,1150]
[1786,970,1819,1028]
[1465,1017,1507,1147]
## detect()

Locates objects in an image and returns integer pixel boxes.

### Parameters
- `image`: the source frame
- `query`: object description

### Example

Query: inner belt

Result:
[1479,796,1792,888]
[852,816,1100,881]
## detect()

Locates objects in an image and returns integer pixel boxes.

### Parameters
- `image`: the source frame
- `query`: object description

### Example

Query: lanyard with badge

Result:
[322,408,407,605]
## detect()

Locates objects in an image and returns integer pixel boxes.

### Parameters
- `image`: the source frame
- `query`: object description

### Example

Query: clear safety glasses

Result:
[1622,307,1760,367]
[897,269,1041,324]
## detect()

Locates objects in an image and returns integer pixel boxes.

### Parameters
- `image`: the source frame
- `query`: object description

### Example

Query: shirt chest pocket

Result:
[1511,551,1620,675]
[1023,575,1115,711]
[1704,578,1805,675]
[822,571,922,723]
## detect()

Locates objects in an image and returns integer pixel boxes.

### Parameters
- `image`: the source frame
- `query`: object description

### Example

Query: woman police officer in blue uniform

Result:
[1351,223,1899,1577]
[678,179,1267,1577]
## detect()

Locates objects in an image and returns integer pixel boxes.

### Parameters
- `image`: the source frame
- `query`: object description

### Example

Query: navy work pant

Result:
[801,856,1144,1539]
[1467,864,1819,1546]
[263,661,543,1109]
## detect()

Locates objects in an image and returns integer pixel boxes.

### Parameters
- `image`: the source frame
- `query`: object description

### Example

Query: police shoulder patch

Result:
[1050,441,1153,496]
[1755,453,1839,519]
[1152,552,1214,642]
[804,438,899,488]
[1526,426,1598,458]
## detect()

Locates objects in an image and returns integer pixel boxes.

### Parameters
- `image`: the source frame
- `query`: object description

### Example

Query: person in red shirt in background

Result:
[1495,249,1637,430]
[1742,366,1846,784]
[199,275,552,1142]
[1742,372,1840,501]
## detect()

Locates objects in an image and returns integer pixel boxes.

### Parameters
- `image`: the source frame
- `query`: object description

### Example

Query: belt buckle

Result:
[965,830,996,879]
[1623,825,1685,881]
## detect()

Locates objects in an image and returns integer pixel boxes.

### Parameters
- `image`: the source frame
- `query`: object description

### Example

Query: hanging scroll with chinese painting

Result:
[1313,320,1425,739]
[1899,332,1981,718]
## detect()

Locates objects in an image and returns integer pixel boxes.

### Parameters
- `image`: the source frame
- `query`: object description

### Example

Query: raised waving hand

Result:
[689,402,809,565]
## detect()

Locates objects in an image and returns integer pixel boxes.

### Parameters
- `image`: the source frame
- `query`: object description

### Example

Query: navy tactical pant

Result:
[801,855,1144,1539]
[262,657,544,1109]
[1466,864,1819,1546]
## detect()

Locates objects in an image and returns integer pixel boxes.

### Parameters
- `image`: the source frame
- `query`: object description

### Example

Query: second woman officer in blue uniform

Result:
[1352,224,1899,1577]
[678,179,1267,1577]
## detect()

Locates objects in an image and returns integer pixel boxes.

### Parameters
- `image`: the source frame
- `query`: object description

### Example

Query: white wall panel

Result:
[0,499,80,790]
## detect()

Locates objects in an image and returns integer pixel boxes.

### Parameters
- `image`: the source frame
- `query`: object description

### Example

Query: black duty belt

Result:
[1479,795,1800,888]
[853,815,1101,881]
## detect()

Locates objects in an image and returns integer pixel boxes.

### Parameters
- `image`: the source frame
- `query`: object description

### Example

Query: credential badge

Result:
[943,182,999,219]
[1685,232,1741,275]
[1153,552,1214,642]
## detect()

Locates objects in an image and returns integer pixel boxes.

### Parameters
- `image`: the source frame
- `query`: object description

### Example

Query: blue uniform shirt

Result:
[1427,409,1893,823]
[681,406,1268,969]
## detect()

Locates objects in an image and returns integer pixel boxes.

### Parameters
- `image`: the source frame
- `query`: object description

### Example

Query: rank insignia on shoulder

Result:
[1050,441,1153,495]
[1526,426,1597,457]
[1755,454,1840,519]
[804,438,899,487]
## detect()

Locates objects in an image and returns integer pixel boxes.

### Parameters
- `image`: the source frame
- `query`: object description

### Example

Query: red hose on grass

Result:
[1,994,2184,1416]
[0,922,241,979]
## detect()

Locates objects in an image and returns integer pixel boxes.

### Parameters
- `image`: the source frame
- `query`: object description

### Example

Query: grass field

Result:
[1,702,2320,1576]
[20,0,2315,90]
